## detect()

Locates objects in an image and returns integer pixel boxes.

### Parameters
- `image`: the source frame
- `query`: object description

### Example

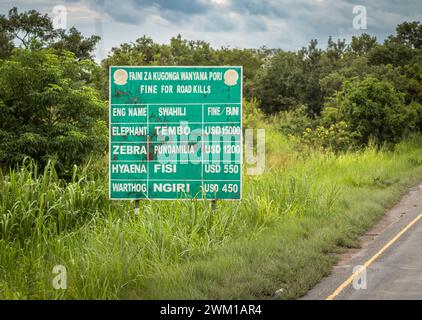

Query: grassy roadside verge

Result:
[1,138,422,299]
[124,140,422,299]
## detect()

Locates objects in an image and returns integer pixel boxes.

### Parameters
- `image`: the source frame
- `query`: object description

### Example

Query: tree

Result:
[395,21,422,49]
[0,7,100,60]
[169,34,215,66]
[51,27,100,60]
[253,51,304,113]
[0,49,107,174]
[255,40,324,115]
[0,7,56,49]
[0,29,13,59]
[349,33,377,56]
[214,47,263,99]
[332,77,411,146]
[319,56,369,99]
[326,36,347,61]
[297,40,324,115]
[367,22,422,67]
[368,39,414,66]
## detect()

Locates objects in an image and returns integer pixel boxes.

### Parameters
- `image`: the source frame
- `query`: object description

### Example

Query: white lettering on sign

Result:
[204,126,241,135]
[204,184,218,192]
[140,85,157,94]
[160,85,173,93]
[155,126,190,136]
[153,183,190,193]
[111,164,146,173]
[204,145,220,153]
[226,107,239,115]
[112,108,146,117]
[112,126,147,136]
[176,85,211,94]
[112,183,147,192]
[129,107,147,116]
[112,145,147,155]
[180,72,207,80]
[208,107,220,115]
[208,72,222,80]
[204,164,221,173]
[129,72,143,80]
[143,71,180,81]
[158,107,186,116]
[113,108,125,116]
[154,164,177,173]
[154,144,196,154]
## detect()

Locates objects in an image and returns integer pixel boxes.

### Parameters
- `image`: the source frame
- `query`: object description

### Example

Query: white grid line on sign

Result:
[109,141,241,144]
[110,179,241,182]
[110,160,241,163]
[111,102,241,106]
[110,122,241,125]
[146,104,149,198]
[201,104,204,180]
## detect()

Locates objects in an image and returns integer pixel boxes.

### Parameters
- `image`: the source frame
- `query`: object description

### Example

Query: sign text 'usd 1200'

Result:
[109,66,242,200]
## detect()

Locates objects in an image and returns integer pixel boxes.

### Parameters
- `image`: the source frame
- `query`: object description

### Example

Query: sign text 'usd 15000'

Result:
[109,66,242,200]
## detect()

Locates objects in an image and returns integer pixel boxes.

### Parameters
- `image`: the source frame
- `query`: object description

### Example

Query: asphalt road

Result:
[303,184,422,300]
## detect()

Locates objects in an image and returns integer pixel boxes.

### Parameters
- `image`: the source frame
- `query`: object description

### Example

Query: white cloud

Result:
[1,0,421,61]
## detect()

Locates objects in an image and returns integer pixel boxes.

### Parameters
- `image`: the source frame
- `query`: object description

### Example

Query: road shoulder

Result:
[302,183,422,300]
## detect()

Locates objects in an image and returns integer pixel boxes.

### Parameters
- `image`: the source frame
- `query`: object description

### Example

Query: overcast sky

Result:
[1,0,421,61]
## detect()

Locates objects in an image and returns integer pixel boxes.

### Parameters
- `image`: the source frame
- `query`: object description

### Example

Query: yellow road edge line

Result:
[326,213,422,300]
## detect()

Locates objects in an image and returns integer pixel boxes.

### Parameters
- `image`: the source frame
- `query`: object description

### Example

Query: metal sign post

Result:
[211,199,217,211]
[134,199,140,216]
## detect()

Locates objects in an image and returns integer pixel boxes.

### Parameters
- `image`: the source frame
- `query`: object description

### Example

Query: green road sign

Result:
[109,66,242,200]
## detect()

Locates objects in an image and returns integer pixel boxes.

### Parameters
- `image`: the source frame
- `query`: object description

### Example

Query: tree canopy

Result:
[0,49,107,174]
[0,6,422,170]
[0,7,100,59]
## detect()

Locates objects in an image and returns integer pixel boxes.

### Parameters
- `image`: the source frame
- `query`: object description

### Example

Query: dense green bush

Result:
[0,49,107,175]
[243,98,264,129]
[275,105,315,136]
[302,121,355,153]
[330,77,412,146]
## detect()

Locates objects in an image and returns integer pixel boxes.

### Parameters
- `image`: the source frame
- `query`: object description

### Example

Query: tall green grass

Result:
[2,137,422,299]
